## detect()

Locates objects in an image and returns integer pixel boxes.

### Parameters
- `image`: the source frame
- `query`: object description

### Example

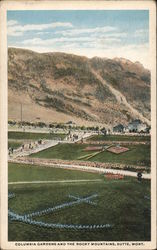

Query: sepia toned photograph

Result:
[0,1,156,249]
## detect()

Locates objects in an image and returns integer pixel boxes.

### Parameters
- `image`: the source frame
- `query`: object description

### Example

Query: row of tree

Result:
[8,120,106,132]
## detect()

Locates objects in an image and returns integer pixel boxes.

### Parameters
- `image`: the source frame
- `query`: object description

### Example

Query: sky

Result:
[7,10,149,68]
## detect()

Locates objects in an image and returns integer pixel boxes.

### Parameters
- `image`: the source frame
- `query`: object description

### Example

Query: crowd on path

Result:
[8,140,59,159]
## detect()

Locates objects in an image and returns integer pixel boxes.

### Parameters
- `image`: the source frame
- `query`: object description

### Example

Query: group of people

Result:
[9,207,113,230]
[22,140,43,151]
[8,192,113,230]
[28,194,97,219]
[10,210,112,229]
[8,139,45,158]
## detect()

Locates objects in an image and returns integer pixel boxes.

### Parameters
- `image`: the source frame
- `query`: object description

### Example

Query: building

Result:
[128,119,141,132]
[136,123,148,133]
[127,119,149,133]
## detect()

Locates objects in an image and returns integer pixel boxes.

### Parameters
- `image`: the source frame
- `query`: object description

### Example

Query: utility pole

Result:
[20,103,22,125]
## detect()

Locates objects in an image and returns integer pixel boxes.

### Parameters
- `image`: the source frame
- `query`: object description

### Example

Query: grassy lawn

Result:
[89,144,150,166]
[8,163,99,182]
[30,143,150,167]
[8,141,22,149]
[88,134,150,142]
[30,143,87,161]
[8,163,150,241]
[8,132,66,140]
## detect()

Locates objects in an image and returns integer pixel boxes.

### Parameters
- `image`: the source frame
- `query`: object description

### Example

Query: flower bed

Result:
[10,157,149,172]
[107,146,129,154]
[84,146,103,151]
[105,173,124,180]
[84,140,150,145]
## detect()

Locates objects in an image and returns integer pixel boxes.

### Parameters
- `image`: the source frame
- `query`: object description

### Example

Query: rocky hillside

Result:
[8,48,150,127]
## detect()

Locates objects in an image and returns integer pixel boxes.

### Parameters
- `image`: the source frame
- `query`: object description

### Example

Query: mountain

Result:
[8,47,150,127]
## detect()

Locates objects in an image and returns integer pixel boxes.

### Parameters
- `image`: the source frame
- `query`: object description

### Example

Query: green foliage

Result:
[80,126,86,130]
[20,121,35,126]
[8,141,22,149]
[30,143,150,167]
[90,144,150,167]
[49,124,55,128]
[8,132,66,140]
[8,163,97,182]
[31,143,87,160]
[89,135,150,142]
[56,123,66,129]
[36,122,47,128]
[8,120,17,125]
[95,126,99,131]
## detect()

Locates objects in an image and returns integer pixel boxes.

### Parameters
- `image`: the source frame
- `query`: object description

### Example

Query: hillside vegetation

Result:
[8,48,150,127]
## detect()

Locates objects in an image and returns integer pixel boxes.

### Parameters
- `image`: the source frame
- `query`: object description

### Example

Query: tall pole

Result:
[21,103,22,125]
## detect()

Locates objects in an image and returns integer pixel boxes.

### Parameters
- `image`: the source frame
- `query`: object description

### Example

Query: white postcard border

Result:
[0,1,156,249]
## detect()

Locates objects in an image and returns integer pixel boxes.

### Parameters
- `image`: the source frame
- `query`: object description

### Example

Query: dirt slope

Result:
[8,48,150,127]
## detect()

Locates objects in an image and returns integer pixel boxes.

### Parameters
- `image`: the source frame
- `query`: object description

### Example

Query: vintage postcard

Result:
[0,0,156,249]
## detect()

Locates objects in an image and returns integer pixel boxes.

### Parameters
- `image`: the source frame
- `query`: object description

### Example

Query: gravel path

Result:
[8,179,102,185]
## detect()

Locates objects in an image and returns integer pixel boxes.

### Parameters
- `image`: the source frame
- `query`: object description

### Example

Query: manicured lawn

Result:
[8,163,99,182]
[8,132,66,140]
[8,141,22,149]
[30,143,88,160]
[90,144,150,166]
[30,143,150,167]
[8,163,150,241]
[88,134,150,142]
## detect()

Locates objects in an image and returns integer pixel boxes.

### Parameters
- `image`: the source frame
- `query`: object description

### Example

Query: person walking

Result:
[137,172,142,181]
